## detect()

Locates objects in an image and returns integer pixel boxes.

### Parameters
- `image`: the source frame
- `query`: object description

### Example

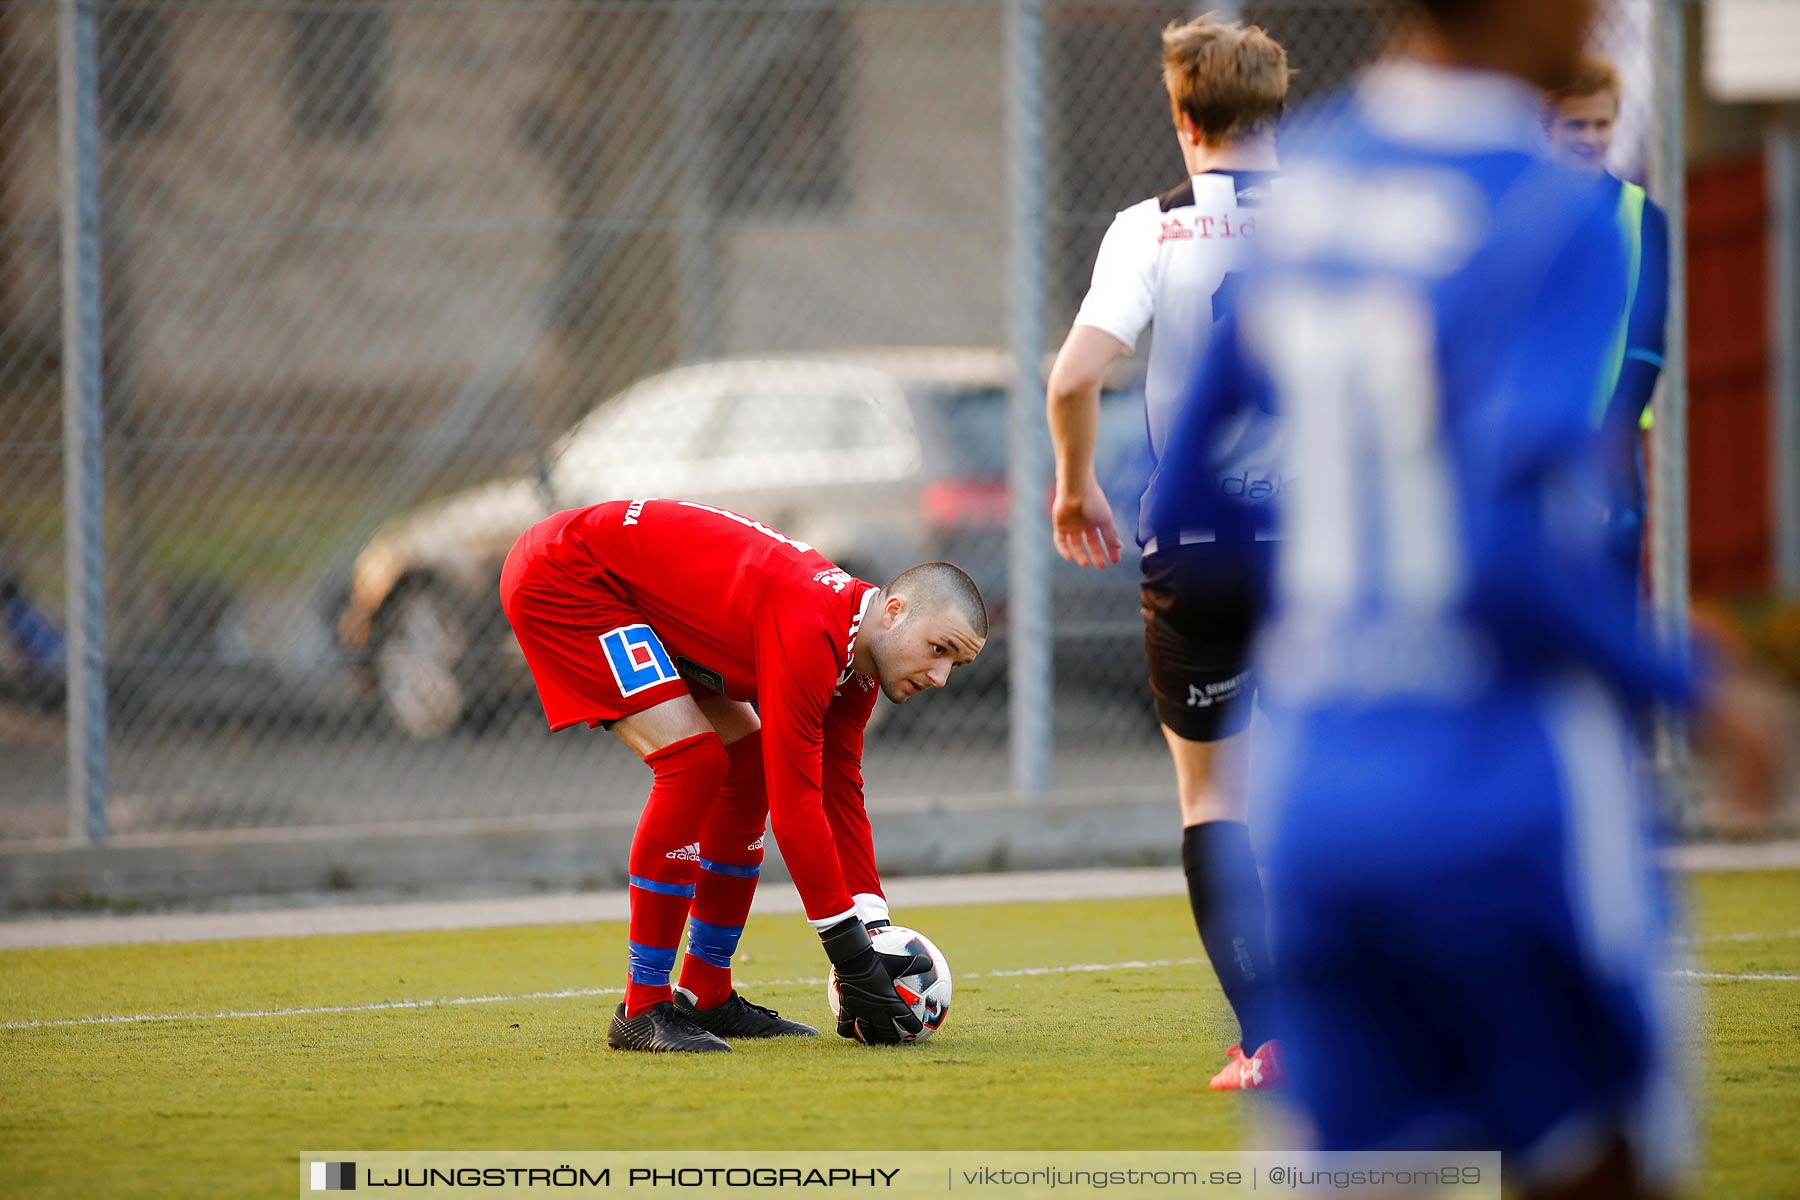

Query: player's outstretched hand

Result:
[1698,661,1794,835]
[1052,474,1123,571]
[820,916,923,1045]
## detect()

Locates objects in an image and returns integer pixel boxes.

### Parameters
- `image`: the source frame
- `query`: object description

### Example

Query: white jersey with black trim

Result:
[1072,170,1285,550]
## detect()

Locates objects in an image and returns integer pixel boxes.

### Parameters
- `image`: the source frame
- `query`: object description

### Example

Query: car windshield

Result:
[921,385,1150,484]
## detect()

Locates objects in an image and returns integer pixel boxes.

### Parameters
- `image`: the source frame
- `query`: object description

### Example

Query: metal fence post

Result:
[1649,0,1691,780]
[58,0,107,842]
[1771,106,1800,593]
[1007,0,1051,796]
[669,4,720,362]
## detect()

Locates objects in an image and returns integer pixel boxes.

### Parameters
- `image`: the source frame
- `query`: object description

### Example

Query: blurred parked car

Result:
[338,348,1152,738]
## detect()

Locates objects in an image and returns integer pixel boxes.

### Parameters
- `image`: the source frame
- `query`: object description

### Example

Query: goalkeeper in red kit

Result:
[500,498,987,1052]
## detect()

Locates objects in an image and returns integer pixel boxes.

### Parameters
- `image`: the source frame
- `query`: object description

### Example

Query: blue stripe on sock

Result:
[627,941,678,987]
[686,918,745,969]
[698,857,760,878]
[629,874,696,898]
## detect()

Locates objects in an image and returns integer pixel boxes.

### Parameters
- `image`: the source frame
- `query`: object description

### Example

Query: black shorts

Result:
[1139,541,1272,742]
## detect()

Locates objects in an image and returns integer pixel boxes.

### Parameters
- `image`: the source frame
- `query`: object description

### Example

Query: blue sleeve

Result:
[1602,356,1655,520]
[1462,194,1700,709]
[1143,309,1269,544]
[1626,200,1669,367]
[1607,198,1668,434]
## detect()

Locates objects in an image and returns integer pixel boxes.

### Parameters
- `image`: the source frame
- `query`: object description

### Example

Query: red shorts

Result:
[499,535,692,732]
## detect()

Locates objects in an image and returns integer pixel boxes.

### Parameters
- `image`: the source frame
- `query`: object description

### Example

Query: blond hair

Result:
[1543,53,1622,114]
[1161,14,1291,147]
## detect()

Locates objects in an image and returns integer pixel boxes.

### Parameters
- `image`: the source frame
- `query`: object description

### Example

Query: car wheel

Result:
[373,582,471,739]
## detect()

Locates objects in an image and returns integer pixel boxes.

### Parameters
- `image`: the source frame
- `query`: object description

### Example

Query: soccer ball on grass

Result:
[826,925,952,1041]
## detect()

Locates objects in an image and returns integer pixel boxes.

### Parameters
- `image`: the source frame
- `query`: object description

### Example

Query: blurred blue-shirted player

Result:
[1148,0,1786,1195]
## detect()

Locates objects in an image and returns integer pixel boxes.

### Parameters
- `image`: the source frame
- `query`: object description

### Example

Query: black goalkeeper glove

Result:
[821,916,924,1045]
[860,917,933,994]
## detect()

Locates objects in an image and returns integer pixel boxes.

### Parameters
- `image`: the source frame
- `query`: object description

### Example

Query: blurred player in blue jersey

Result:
[1148,0,1787,1193]
[1046,13,1291,1092]
[1542,55,1669,597]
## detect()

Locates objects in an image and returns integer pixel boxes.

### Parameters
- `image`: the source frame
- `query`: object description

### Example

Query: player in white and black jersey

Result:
[1046,13,1290,1091]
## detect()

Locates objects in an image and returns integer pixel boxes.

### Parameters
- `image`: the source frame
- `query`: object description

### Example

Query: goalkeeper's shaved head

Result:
[885,562,988,640]
[858,562,986,704]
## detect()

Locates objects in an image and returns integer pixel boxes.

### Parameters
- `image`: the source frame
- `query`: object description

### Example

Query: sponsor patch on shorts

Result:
[599,624,680,697]
[1187,669,1250,709]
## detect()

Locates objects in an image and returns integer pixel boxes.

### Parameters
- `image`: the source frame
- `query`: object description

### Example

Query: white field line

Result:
[6,860,1799,951]
[0,956,1213,1032]
[8,950,1798,1033]
[1681,928,1800,944]
[4,987,627,1030]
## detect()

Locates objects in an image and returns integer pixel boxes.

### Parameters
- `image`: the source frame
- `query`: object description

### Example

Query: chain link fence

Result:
[1,0,1684,848]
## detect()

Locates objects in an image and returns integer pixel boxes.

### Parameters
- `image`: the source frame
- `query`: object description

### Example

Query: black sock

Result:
[1183,820,1277,1050]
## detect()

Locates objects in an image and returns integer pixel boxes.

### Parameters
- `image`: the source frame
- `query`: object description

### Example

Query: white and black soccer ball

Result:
[827,925,952,1041]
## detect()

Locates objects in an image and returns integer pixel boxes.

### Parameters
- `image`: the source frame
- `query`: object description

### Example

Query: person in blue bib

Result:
[1543,53,1669,596]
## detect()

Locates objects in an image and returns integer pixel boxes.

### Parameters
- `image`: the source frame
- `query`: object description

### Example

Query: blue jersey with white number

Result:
[1148,63,1699,716]
[1149,68,1698,1170]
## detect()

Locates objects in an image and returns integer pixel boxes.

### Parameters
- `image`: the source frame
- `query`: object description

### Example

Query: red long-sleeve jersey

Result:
[502,498,883,923]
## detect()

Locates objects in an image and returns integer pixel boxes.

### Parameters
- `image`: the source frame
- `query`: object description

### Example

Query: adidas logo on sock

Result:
[666,842,701,862]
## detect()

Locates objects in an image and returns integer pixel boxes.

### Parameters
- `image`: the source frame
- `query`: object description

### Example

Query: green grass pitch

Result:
[2,871,1796,1198]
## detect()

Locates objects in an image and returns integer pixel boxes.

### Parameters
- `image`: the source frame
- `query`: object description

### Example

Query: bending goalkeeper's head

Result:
[860,562,987,705]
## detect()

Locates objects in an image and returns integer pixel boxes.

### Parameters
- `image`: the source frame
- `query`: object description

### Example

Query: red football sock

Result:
[624,731,727,1017]
[678,732,768,1009]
